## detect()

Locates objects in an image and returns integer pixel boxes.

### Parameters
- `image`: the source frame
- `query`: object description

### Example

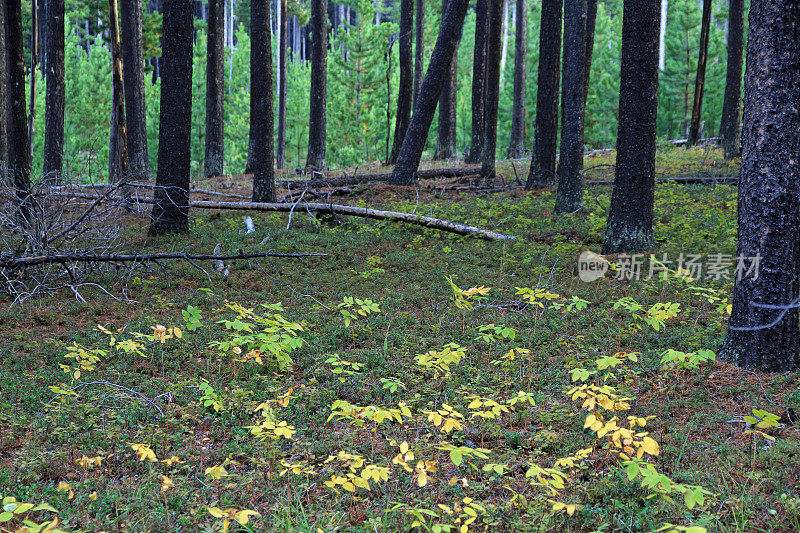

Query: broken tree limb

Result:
[2,250,328,269]
[50,193,516,241]
[281,166,482,189]
[192,200,516,241]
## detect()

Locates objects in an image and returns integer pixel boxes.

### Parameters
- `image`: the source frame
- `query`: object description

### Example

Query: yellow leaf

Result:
[89,491,98,500]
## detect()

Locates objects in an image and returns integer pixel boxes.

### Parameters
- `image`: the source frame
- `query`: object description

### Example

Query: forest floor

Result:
[1,146,798,532]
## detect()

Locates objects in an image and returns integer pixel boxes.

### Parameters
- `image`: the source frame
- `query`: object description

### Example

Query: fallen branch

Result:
[587,175,737,185]
[2,251,328,269]
[281,166,482,189]
[51,193,516,241]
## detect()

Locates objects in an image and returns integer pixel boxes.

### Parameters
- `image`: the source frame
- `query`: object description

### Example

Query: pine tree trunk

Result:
[204,0,225,178]
[390,0,470,185]
[506,0,526,158]
[687,0,711,147]
[413,0,425,106]
[0,0,8,185]
[43,0,64,184]
[480,0,503,179]
[434,0,459,160]
[583,0,597,107]
[7,0,31,214]
[305,0,328,171]
[28,0,38,165]
[719,0,800,373]
[121,0,151,180]
[601,0,660,253]
[251,0,276,202]
[553,0,587,213]
[149,0,193,236]
[109,0,128,184]
[276,0,288,169]
[719,0,744,159]
[498,0,508,90]
[467,0,488,164]
[525,0,561,188]
[389,0,414,164]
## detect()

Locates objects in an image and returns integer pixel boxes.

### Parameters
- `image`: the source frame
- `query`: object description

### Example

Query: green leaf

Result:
[450,448,463,466]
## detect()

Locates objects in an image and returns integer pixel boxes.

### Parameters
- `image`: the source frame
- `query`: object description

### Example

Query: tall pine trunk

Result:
[305,0,328,172]
[204,0,225,178]
[109,0,129,184]
[554,0,587,213]
[413,0,425,106]
[277,0,288,169]
[28,0,38,166]
[583,0,597,107]
[719,0,800,372]
[149,0,193,236]
[480,0,503,179]
[121,0,151,180]
[719,0,744,159]
[434,0,459,160]
[506,0,526,158]
[525,0,561,188]
[687,0,711,147]
[601,0,660,253]
[43,0,65,184]
[467,0,488,164]
[251,0,276,202]
[389,0,414,164]
[390,0,470,185]
[7,0,30,215]
[0,0,9,184]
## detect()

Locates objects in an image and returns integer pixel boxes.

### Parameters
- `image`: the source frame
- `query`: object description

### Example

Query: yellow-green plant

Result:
[416,343,466,377]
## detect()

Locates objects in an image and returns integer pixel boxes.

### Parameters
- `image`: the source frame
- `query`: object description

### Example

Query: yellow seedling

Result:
[424,403,464,433]
[57,482,74,500]
[205,464,229,480]
[206,507,260,533]
[129,443,157,462]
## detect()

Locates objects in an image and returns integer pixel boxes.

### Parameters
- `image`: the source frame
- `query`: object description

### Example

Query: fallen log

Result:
[54,193,516,241]
[280,166,482,189]
[2,250,327,270]
[587,175,737,185]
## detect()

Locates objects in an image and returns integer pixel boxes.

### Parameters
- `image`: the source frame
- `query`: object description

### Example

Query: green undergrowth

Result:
[2,151,799,532]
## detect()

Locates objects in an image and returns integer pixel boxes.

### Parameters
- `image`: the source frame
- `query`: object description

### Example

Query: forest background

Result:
[15,0,741,181]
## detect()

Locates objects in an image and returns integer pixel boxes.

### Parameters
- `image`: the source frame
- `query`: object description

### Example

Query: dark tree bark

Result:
[7,0,30,213]
[149,0,193,236]
[305,0,328,171]
[434,0,459,160]
[204,0,225,178]
[276,0,288,169]
[525,0,561,188]
[479,0,503,179]
[719,0,800,372]
[389,0,414,164]
[687,0,712,147]
[43,0,64,184]
[121,0,151,180]
[390,0,471,185]
[506,0,526,158]
[413,0,425,106]
[601,0,660,253]
[466,0,488,164]
[553,0,587,213]
[719,0,744,159]
[28,0,38,165]
[109,0,129,184]
[1,0,12,184]
[250,0,276,202]
[583,0,597,107]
